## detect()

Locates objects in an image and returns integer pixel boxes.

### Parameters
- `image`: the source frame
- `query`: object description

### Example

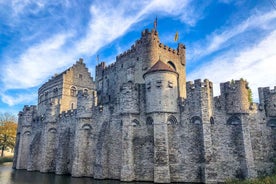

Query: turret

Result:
[259,86,276,117]
[15,105,37,170]
[144,60,178,114]
[220,79,251,114]
[186,79,214,117]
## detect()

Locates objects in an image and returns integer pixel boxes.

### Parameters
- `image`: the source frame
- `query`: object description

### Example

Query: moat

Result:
[1,162,173,184]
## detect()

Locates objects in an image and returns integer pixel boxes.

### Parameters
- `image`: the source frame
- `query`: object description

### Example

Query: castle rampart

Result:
[13,26,276,184]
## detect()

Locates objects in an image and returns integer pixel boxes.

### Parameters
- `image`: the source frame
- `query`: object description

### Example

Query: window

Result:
[84,88,88,94]
[70,86,77,96]
[168,115,177,125]
[79,74,83,79]
[146,82,151,89]
[167,61,176,71]
[156,80,162,88]
[210,117,214,124]
[146,117,153,125]
[190,116,202,124]
[168,81,173,88]
[71,103,74,109]
[53,88,58,96]
[227,116,241,125]
[132,119,140,127]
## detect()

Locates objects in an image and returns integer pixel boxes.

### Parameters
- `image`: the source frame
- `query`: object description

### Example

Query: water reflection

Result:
[1,163,154,184]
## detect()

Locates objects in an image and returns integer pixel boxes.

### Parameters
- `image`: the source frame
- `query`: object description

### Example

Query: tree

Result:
[0,112,17,157]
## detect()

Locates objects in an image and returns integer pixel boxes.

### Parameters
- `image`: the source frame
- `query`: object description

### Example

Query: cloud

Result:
[189,10,276,62]
[1,0,196,106]
[1,33,74,89]
[188,30,276,102]
[1,92,36,106]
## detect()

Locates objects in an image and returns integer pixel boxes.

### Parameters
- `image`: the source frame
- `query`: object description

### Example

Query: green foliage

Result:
[226,175,276,184]
[0,156,13,164]
[248,88,253,103]
[272,158,276,174]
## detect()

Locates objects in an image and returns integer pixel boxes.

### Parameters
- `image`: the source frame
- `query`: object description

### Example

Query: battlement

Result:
[96,28,186,79]
[186,79,213,90]
[59,109,77,118]
[220,79,249,92]
[220,79,250,114]
[21,105,37,114]
[259,86,276,117]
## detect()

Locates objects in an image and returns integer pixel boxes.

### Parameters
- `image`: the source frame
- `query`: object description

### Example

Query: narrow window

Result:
[70,86,77,96]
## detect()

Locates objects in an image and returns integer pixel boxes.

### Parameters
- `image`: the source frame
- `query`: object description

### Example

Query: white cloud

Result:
[1,0,195,106]
[188,30,276,102]
[189,10,276,61]
[1,92,36,106]
[1,33,74,89]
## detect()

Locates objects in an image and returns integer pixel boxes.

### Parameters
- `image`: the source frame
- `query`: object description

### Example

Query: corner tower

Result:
[144,60,179,183]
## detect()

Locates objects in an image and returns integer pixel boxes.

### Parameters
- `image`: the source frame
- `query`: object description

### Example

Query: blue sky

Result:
[0,0,276,115]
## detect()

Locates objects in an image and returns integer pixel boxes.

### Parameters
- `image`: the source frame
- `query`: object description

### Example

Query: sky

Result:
[0,0,276,115]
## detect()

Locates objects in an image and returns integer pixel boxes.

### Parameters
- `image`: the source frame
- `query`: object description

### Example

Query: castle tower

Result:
[220,79,251,114]
[15,105,37,170]
[95,28,186,107]
[143,60,178,183]
[186,79,216,183]
[119,81,140,181]
[258,86,276,117]
[40,99,59,173]
[71,90,95,177]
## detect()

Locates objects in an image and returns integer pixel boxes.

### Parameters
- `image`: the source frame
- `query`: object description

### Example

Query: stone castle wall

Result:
[13,28,276,183]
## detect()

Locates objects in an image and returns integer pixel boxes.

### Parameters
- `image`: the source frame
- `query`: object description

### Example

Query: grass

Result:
[226,175,276,184]
[0,156,13,164]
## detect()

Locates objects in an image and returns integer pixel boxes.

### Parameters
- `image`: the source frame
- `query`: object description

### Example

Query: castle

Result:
[13,28,276,183]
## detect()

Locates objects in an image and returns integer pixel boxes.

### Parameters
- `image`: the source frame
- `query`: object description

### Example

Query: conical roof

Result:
[144,60,177,77]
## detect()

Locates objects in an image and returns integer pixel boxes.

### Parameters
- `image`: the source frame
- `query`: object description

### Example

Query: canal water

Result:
[0,162,154,184]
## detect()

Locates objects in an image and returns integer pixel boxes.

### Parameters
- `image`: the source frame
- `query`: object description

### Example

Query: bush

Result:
[0,156,13,164]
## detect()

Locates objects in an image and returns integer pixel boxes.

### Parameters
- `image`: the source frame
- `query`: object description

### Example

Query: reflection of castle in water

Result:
[13,28,276,183]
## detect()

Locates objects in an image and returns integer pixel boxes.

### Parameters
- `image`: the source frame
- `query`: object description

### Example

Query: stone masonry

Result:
[13,28,276,183]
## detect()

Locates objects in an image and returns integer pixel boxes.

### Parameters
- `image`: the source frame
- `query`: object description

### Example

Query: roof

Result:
[144,60,178,77]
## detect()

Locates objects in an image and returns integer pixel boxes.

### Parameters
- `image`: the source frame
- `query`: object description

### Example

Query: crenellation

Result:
[259,86,276,117]
[13,26,276,184]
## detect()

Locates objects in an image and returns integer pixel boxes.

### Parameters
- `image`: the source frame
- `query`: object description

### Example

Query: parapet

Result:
[220,79,250,114]
[258,86,276,117]
[23,105,37,113]
[186,79,213,91]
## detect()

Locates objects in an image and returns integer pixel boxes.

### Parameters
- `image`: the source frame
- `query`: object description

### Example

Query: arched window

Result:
[167,61,176,71]
[146,117,153,125]
[71,103,74,110]
[190,116,202,124]
[227,116,241,125]
[168,115,178,125]
[83,88,88,94]
[82,124,92,130]
[48,128,57,133]
[70,86,77,96]
[132,119,140,127]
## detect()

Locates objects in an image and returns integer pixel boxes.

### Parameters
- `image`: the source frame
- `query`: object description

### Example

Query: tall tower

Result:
[144,60,178,183]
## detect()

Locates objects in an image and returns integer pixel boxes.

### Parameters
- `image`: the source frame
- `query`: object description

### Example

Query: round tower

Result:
[143,59,179,183]
[144,60,179,113]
